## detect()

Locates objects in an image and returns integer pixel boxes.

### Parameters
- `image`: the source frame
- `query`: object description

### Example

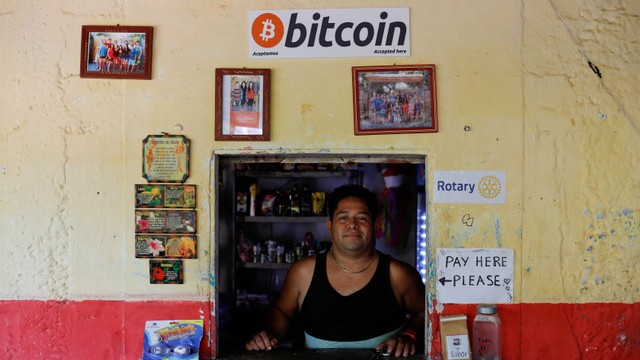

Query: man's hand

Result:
[375,334,416,357]
[245,331,279,351]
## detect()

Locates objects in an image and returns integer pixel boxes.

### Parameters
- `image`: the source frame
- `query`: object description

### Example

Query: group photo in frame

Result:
[80,25,153,80]
[352,64,438,135]
[215,68,270,141]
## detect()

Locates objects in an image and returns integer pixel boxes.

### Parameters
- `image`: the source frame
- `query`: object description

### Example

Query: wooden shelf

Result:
[237,216,327,223]
[237,262,292,270]
[236,170,360,178]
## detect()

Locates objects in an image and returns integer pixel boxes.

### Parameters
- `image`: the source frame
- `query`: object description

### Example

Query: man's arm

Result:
[245,257,314,351]
[376,260,426,357]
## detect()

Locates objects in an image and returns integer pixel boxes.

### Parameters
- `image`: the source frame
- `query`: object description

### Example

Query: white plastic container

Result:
[472,304,501,360]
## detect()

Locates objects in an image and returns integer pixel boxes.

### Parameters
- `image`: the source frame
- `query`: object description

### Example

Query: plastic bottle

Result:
[472,304,501,360]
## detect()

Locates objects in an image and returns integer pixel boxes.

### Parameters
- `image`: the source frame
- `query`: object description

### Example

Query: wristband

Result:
[401,330,417,343]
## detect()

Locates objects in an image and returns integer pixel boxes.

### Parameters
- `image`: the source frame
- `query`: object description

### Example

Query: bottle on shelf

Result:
[472,304,502,360]
[300,184,312,216]
[249,183,259,216]
[274,189,287,216]
[289,185,301,216]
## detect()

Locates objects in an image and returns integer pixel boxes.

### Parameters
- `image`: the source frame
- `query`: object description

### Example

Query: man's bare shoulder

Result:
[287,254,317,281]
[389,257,423,283]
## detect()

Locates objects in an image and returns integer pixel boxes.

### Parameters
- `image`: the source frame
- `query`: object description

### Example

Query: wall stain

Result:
[300,103,314,121]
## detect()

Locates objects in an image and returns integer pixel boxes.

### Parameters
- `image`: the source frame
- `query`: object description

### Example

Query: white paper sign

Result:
[249,8,411,59]
[433,170,506,204]
[436,248,514,304]
[445,335,471,359]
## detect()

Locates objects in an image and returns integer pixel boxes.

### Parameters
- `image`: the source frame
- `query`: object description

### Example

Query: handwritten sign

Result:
[436,248,513,304]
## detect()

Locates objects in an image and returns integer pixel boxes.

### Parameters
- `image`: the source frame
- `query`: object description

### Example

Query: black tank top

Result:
[299,250,405,341]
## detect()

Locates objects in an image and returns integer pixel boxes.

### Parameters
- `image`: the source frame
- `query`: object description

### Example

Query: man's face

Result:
[326,196,373,252]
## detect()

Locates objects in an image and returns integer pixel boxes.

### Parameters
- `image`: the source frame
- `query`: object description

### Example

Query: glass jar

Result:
[472,304,501,360]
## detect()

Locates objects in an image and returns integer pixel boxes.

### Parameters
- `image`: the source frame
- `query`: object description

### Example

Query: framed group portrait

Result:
[215,68,271,141]
[352,64,438,135]
[80,25,153,80]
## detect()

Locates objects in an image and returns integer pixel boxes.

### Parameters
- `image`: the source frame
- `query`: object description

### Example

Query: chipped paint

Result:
[494,219,502,247]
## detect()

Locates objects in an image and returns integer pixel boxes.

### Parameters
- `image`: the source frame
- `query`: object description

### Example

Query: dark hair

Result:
[327,184,378,223]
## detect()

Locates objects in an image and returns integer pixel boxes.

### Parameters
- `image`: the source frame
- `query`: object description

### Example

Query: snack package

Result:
[440,314,471,360]
[236,192,247,214]
[142,320,203,360]
[261,193,276,216]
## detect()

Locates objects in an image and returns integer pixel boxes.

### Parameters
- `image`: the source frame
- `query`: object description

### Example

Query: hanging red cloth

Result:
[376,165,412,249]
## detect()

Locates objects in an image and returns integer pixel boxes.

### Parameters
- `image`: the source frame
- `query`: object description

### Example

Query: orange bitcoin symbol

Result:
[252,13,284,48]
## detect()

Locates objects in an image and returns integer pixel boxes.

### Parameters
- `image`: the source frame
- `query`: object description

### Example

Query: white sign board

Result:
[433,170,506,204]
[436,248,513,304]
[248,8,411,59]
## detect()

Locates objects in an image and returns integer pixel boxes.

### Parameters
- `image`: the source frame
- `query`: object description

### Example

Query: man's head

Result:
[327,184,377,224]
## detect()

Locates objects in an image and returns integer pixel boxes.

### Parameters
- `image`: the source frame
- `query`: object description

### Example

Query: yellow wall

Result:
[1,0,638,309]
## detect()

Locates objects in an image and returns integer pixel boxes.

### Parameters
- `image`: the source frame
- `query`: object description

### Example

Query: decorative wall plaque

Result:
[135,209,196,234]
[142,134,190,183]
[135,184,196,208]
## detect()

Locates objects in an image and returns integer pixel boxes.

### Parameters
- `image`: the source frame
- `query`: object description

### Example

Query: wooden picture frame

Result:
[80,25,153,80]
[352,64,438,135]
[215,68,270,141]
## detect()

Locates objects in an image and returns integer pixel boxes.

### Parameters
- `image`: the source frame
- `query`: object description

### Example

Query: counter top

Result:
[216,348,426,360]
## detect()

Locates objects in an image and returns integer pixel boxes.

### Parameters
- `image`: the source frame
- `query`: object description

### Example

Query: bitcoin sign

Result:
[248,8,411,59]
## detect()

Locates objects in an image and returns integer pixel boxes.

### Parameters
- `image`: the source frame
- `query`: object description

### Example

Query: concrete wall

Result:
[0,0,638,359]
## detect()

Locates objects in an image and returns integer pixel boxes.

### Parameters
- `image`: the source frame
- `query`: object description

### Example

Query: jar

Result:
[472,304,501,360]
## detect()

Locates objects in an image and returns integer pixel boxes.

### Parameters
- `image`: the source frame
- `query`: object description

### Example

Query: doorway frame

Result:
[210,150,432,358]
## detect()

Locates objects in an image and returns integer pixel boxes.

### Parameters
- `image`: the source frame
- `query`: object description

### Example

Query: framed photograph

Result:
[80,25,153,80]
[215,68,270,141]
[352,64,438,135]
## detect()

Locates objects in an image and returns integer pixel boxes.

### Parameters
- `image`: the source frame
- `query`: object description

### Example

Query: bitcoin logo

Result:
[478,175,501,199]
[252,13,284,48]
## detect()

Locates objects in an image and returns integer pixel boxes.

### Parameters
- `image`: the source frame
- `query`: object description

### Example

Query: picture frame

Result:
[215,68,270,141]
[80,25,153,80]
[352,64,438,135]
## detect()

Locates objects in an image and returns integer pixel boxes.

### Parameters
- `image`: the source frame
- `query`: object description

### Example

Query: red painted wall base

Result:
[0,300,214,359]
[0,300,638,359]
[429,302,640,360]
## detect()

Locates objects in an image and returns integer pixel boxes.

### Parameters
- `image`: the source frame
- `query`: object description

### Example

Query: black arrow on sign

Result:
[439,277,452,286]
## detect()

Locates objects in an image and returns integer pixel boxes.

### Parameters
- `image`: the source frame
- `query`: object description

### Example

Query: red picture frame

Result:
[352,64,438,135]
[80,25,153,80]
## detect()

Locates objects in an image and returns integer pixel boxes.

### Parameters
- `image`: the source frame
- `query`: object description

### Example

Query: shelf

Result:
[238,216,327,223]
[236,170,360,178]
[238,262,292,270]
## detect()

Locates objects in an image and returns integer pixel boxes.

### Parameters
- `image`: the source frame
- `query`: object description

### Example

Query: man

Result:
[245,184,425,357]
